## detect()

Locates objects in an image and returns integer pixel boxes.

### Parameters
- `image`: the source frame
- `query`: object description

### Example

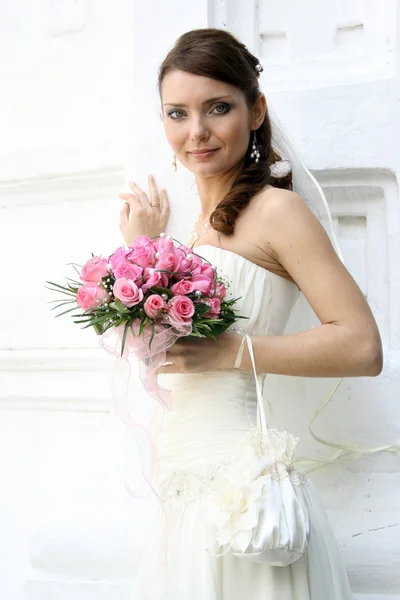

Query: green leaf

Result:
[47,298,76,306]
[139,317,149,339]
[93,322,105,335]
[73,313,108,326]
[149,320,155,350]
[109,300,131,314]
[44,281,77,296]
[49,301,76,311]
[189,329,205,338]
[54,306,82,318]
[121,321,130,357]
[195,302,211,316]
[69,264,83,277]
[77,321,99,331]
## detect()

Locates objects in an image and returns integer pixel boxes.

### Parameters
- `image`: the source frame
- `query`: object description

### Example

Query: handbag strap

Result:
[234,334,268,434]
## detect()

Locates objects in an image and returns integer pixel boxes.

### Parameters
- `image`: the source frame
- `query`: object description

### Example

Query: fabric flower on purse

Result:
[204,459,268,554]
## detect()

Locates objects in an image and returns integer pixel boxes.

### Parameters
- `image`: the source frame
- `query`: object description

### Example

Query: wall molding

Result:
[0,395,114,412]
[314,167,399,353]
[0,348,115,412]
[0,348,112,372]
[0,165,125,210]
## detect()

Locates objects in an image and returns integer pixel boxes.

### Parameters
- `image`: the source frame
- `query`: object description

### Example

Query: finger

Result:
[119,193,141,213]
[164,347,179,360]
[129,181,148,204]
[160,188,170,218]
[156,362,177,375]
[119,193,139,201]
[119,199,131,222]
[119,201,129,217]
[148,174,160,207]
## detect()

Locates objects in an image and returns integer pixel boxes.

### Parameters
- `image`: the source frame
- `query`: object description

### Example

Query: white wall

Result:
[0,1,399,599]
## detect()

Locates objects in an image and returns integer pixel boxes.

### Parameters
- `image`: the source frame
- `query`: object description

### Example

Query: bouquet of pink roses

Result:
[45,233,246,359]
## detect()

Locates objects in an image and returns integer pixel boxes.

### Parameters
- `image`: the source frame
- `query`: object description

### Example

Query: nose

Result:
[189,115,210,142]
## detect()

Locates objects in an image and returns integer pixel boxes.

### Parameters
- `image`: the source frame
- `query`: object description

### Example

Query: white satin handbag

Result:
[206,334,311,567]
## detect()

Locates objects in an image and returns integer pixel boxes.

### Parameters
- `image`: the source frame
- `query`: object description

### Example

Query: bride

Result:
[118,28,382,600]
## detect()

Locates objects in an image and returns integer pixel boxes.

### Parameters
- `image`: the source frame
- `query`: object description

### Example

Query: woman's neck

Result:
[194,163,241,217]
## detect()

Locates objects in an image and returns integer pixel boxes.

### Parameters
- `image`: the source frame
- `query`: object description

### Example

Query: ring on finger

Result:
[150,202,161,207]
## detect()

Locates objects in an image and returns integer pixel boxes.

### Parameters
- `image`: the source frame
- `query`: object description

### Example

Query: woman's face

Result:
[160,70,260,178]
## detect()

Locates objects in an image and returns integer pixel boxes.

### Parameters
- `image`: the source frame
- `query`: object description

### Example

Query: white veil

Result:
[263,104,400,474]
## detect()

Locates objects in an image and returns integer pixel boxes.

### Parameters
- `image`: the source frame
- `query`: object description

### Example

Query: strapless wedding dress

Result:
[132,245,353,600]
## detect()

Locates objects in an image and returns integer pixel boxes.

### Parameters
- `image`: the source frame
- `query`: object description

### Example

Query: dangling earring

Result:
[172,154,177,171]
[250,131,260,163]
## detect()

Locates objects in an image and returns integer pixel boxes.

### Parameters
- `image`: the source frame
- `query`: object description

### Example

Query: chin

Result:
[182,161,218,175]
[194,167,225,178]
[191,158,230,175]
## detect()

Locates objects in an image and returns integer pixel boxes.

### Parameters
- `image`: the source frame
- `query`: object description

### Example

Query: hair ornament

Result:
[270,159,292,177]
[255,63,263,72]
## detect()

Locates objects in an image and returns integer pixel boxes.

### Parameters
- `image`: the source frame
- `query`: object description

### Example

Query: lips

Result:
[190,149,219,155]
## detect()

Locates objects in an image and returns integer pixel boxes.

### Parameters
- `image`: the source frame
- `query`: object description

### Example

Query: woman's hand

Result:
[155,332,243,375]
[119,175,170,247]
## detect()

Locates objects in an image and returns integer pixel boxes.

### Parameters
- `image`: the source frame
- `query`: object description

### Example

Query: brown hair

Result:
[157,28,292,236]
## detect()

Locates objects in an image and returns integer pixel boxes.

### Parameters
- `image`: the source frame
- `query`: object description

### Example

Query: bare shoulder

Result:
[256,186,317,228]
[254,186,380,336]
[254,186,333,262]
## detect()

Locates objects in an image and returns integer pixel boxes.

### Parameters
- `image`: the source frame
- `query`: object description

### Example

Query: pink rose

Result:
[112,260,143,284]
[178,244,193,255]
[190,255,206,274]
[174,256,195,276]
[143,294,165,319]
[80,256,109,283]
[109,246,127,270]
[167,295,195,325]
[109,245,145,285]
[113,278,144,308]
[203,297,221,318]
[200,263,215,279]
[191,273,214,295]
[132,235,155,250]
[155,252,182,274]
[154,237,181,256]
[141,269,169,293]
[192,264,215,280]
[76,283,111,310]
[170,279,194,295]
[215,283,227,300]
[125,244,155,269]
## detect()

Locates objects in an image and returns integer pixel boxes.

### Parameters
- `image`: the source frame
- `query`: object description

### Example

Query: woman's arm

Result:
[158,189,382,378]
[230,326,382,377]
[235,189,383,378]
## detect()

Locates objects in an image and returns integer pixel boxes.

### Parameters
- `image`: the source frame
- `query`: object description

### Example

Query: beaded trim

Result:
[159,455,309,516]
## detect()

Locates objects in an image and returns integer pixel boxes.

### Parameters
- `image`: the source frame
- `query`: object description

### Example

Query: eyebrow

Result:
[163,95,234,107]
